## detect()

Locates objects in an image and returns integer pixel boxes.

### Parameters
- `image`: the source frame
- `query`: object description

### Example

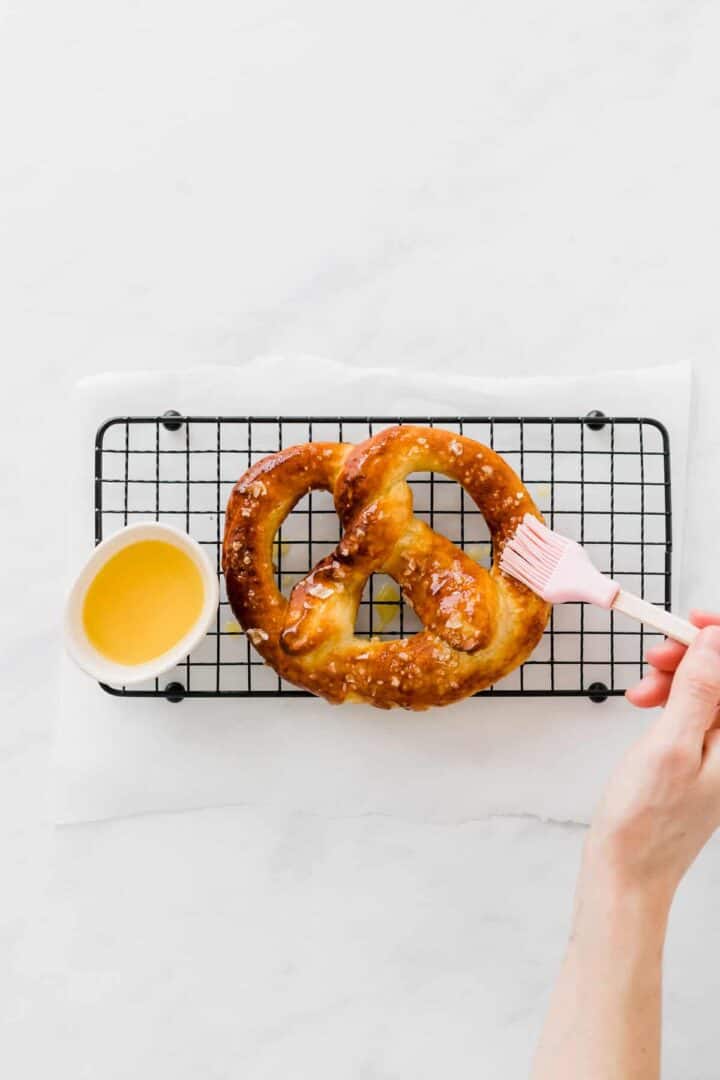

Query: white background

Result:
[3,2,720,1076]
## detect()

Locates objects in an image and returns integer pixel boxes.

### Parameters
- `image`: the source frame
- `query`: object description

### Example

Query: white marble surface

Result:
[3,2,720,1076]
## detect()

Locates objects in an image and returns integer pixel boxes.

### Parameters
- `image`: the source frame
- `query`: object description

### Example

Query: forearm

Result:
[532,860,670,1080]
[534,624,720,1078]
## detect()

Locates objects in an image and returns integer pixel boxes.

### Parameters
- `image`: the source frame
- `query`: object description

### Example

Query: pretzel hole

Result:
[355,574,423,641]
[404,472,493,566]
[272,488,342,599]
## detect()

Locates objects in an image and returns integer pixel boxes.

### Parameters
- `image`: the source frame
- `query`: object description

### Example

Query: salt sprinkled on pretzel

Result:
[222,426,550,710]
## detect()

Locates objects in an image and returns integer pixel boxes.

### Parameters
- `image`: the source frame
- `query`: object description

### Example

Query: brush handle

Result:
[611,590,699,647]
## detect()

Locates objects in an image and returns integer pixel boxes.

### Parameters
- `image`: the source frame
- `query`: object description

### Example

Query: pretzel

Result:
[222,426,550,709]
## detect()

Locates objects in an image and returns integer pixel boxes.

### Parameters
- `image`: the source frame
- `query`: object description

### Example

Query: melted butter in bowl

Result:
[65,523,219,686]
[83,540,205,665]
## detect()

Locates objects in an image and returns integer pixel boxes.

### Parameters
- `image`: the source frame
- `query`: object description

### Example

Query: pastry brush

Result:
[499,513,697,647]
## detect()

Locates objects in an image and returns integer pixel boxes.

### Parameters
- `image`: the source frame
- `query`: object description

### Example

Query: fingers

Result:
[644,638,687,674]
[625,667,673,708]
[659,626,720,743]
[643,612,720,674]
[689,610,720,629]
[624,613,720,712]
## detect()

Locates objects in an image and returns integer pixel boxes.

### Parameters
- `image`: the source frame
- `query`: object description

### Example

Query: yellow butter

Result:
[373,583,401,631]
[83,540,204,665]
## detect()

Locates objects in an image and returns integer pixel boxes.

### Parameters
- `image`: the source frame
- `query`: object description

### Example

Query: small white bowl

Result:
[64,522,220,687]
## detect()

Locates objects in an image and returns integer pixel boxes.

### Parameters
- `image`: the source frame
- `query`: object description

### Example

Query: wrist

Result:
[574,840,674,941]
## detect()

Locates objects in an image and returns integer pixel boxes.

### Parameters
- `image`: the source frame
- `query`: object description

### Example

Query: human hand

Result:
[533,613,720,1079]
[582,611,720,908]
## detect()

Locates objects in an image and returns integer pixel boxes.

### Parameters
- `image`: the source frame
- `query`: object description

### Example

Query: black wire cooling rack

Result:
[94,412,672,704]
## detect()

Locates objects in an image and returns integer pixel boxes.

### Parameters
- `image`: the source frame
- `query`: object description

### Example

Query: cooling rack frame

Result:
[93,411,672,704]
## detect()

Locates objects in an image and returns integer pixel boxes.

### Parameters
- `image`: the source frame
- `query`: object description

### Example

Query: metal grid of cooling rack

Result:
[94,413,672,703]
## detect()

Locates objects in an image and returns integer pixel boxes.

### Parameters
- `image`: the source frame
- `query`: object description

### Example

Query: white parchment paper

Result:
[53,359,690,825]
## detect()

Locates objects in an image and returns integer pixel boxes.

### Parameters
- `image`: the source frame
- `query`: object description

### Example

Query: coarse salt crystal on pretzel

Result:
[221,425,550,710]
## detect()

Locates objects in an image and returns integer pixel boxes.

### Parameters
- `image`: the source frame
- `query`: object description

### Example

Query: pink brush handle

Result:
[612,590,698,647]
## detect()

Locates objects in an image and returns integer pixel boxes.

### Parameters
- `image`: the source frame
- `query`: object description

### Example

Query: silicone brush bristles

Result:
[499,513,619,608]
[499,516,569,593]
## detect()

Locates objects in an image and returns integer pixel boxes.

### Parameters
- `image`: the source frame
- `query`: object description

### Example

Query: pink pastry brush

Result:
[500,513,697,646]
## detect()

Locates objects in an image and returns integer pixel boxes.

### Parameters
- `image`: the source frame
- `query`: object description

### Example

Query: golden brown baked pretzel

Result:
[222,425,550,709]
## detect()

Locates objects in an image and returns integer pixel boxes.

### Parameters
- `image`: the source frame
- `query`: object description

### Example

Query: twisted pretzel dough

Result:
[222,426,550,709]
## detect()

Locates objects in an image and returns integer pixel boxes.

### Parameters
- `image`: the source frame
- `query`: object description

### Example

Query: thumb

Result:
[660,626,720,744]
